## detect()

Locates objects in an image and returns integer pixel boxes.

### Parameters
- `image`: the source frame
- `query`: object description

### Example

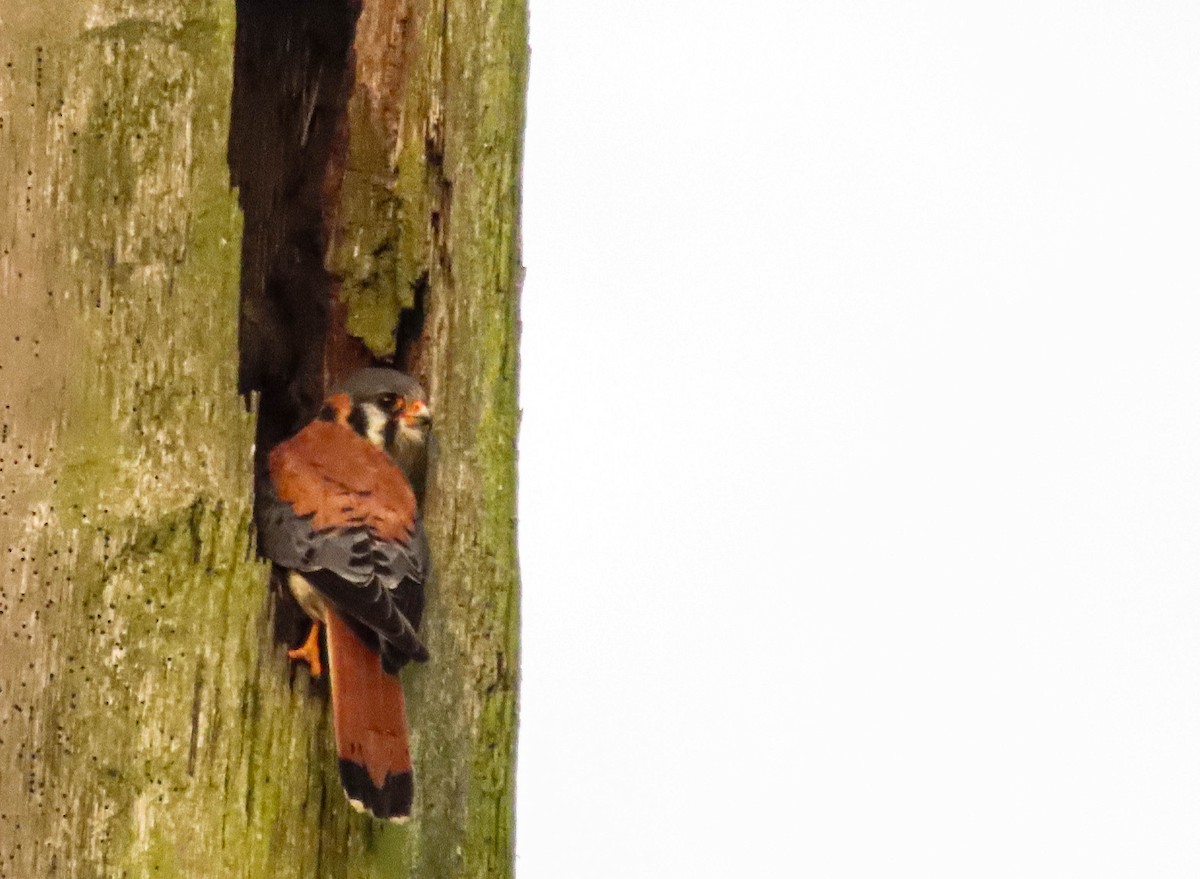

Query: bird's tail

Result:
[325,609,414,822]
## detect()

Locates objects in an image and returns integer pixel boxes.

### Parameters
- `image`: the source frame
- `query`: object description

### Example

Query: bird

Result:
[257,368,433,822]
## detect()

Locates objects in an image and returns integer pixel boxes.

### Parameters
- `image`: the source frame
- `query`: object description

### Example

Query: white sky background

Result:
[516,3,1200,876]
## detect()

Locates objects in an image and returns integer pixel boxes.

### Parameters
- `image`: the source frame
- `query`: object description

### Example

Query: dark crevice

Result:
[228,0,362,458]
[394,272,429,374]
[186,659,204,776]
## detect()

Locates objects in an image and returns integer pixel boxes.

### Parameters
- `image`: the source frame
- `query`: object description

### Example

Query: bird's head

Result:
[319,368,432,481]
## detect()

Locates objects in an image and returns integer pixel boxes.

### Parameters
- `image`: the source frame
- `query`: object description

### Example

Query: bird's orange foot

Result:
[288,622,323,678]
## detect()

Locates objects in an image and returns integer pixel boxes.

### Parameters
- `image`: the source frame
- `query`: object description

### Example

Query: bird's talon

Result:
[288,622,323,678]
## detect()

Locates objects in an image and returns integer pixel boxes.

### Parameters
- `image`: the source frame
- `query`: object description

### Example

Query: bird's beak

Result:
[402,399,432,428]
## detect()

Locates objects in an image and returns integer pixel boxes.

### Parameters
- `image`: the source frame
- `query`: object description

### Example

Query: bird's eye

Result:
[378,392,399,409]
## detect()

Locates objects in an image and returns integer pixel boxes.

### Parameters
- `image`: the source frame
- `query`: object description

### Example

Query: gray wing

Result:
[258,482,429,667]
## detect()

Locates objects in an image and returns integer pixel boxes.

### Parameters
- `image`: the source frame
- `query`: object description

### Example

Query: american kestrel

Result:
[257,368,432,822]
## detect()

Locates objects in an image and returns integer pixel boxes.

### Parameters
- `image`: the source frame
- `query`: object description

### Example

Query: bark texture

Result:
[0,0,525,875]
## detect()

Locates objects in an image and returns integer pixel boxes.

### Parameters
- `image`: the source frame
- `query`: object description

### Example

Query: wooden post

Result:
[0,0,525,874]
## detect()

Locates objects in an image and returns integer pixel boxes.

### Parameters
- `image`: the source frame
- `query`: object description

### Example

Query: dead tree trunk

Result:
[0,0,525,875]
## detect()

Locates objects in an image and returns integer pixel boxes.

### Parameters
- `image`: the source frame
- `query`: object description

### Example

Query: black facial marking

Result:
[348,404,369,437]
[383,418,398,449]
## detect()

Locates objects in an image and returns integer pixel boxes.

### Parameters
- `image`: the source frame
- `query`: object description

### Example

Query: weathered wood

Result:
[332,2,527,876]
[0,0,526,874]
